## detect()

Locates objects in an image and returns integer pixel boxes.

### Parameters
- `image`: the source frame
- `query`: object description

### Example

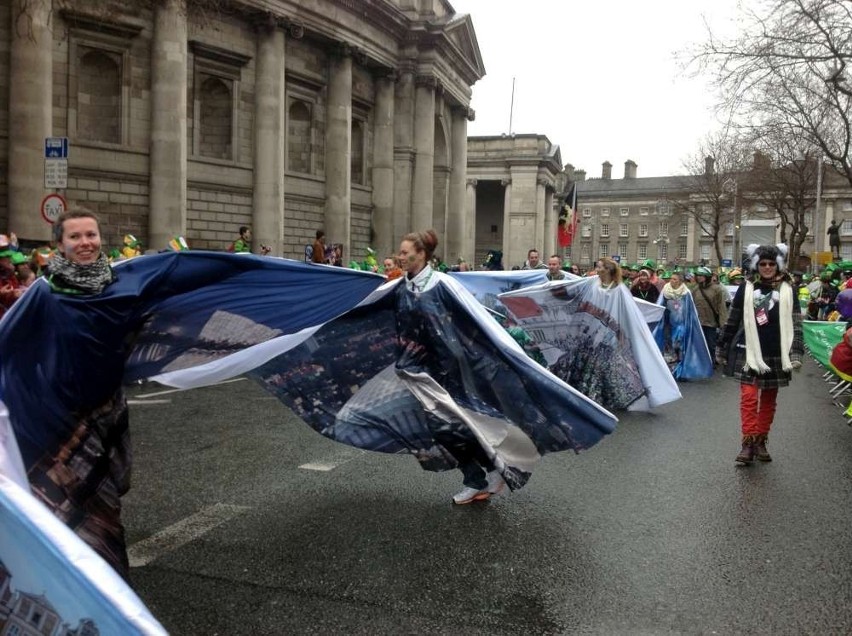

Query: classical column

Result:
[149,0,188,249]
[325,44,352,258]
[543,183,555,258]
[252,22,286,255]
[464,178,477,264]
[446,106,469,263]
[411,74,436,231]
[8,0,52,240]
[393,63,415,240]
[372,70,396,259]
[535,178,547,255]
[501,178,512,265]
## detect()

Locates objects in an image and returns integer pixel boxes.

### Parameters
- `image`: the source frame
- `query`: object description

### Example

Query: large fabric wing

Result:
[499,277,681,411]
[0,252,386,473]
[447,269,553,313]
[248,275,617,490]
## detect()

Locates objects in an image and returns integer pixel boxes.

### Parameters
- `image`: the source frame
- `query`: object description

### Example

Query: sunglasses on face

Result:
[758,261,777,267]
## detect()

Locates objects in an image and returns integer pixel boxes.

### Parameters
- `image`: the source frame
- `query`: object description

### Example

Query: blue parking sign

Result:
[44,137,68,159]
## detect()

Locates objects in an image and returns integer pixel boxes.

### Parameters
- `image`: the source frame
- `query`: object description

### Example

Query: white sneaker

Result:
[486,470,506,495]
[452,486,490,505]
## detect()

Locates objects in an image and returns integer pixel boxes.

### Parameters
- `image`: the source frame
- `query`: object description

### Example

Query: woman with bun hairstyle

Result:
[396,229,504,503]
[715,244,803,465]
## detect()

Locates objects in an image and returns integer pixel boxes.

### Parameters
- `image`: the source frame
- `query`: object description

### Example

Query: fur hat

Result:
[746,243,788,273]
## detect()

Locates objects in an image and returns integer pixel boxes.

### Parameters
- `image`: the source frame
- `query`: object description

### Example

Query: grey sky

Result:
[450,0,741,178]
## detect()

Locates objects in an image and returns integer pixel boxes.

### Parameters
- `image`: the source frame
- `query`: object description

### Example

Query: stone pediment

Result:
[444,13,486,79]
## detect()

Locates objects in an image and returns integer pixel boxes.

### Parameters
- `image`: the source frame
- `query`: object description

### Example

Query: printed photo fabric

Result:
[499,277,681,411]
[249,275,618,490]
[653,291,715,380]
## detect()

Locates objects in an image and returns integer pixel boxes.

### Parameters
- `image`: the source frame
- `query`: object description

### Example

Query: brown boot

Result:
[735,435,756,465]
[754,433,772,462]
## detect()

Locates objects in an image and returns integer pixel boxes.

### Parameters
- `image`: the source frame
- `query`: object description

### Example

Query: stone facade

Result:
[1,0,484,261]
[466,134,561,269]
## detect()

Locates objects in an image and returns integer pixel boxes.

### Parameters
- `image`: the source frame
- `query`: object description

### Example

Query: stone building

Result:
[1,0,484,261]
[567,159,852,271]
[465,134,562,269]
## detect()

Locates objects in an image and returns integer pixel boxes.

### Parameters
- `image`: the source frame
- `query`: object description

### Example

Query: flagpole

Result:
[508,77,515,134]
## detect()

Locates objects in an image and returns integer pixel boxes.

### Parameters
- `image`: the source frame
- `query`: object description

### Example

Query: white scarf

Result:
[742,279,793,373]
[662,282,689,300]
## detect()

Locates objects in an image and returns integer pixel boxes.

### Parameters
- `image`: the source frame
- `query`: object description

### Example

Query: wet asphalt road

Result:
[123,359,852,635]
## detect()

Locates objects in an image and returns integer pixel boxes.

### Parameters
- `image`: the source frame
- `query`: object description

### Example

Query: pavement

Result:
[123,359,852,635]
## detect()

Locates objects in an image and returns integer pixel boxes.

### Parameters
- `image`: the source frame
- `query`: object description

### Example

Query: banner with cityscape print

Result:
[499,277,682,411]
[248,274,618,491]
[0,472,167,635]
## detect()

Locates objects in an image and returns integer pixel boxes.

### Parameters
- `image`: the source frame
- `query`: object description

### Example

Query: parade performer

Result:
[498,274,680,411]
[715,244,803,465]
[251,230,617,505]
[17,208,132,577]
[653,271,714,380]
[0,222,386,578]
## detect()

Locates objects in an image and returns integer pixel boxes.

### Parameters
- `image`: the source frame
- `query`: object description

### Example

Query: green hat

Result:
[0,250,15,259]
[695,266,712,277]
[10,251,27,265]
[641,259,656,269]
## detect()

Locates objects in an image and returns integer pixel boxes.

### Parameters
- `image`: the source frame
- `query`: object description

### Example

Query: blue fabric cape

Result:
[652,290,714,380]
[248,274,617,490]
[498,277,681,411]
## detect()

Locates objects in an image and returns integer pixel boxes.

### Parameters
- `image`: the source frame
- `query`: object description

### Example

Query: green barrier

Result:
[802,320,847,368]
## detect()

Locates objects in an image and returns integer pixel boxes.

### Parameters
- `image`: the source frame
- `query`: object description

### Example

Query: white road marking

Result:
[128,503,250,568]
[127,399,172,405]
[299,451,364,472]
[135,377,246,399]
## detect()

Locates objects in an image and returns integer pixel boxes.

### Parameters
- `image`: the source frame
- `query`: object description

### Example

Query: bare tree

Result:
[740,131,820,266]
[690,0,852,189]
[675,131,752,264]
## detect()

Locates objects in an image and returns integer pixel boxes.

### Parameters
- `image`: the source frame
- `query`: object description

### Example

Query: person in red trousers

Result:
[715,244,803,465]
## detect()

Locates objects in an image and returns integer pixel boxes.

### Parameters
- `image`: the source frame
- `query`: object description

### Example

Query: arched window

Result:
[198,75,233,160]
[351,120,364,184]
[288,100,312,173]
[78,49,121,144]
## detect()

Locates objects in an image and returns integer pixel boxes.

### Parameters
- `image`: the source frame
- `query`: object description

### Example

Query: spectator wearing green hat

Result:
[11,250,36,288]
[692,266,728,358]
[631,268,659,303]
[809,271,838,319]
[0,248,23,315]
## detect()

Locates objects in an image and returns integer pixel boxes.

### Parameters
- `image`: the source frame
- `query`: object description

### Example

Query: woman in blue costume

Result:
[654,271,713,380]
[332,229,617,505]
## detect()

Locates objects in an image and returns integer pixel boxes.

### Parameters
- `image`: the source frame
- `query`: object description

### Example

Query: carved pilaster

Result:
[415,73,438,89]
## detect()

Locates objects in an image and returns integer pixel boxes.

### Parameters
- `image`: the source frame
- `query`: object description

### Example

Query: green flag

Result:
[802,320,846,368]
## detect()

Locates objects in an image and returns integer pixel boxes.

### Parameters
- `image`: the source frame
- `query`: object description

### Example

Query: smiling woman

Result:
[48,208,114,295]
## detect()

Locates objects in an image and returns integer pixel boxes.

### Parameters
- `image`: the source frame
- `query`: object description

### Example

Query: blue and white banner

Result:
[499,277,681,410]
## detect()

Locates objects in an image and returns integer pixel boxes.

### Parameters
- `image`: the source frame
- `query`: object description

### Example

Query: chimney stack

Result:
[704,156,715,175]
[602,161,612,180]
[624,159,637,179]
